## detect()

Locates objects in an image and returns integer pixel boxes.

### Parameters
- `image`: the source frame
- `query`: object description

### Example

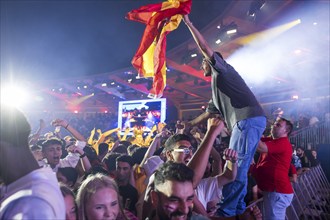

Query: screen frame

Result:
[117,98,166,135]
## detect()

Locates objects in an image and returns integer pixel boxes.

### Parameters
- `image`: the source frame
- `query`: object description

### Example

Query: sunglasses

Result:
[172,146,193,155]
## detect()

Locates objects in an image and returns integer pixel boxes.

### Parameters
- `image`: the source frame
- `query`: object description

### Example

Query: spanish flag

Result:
[126,0,192,98]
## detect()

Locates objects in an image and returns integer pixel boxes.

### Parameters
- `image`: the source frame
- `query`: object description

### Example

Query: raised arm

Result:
[140,130,168,167]
[87,128,96,145]
[217,148,238,187]
[256,140,268,153]
[67,145,91,172]
[144,125,157,146]
[183,14,213,59]
[210,147,222,177]
[97,128,120,144]
[177,111,212,131]
[188,118,224,188]
[29,119,46,145]
[120,127,130,141]
[51,119,86,142]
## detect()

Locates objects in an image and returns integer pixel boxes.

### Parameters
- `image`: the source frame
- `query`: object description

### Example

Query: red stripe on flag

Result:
[127,0,192,97]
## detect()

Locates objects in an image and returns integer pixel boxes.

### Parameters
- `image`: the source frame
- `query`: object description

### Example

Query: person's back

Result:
[0,105,65,219]
[0,167,65,219]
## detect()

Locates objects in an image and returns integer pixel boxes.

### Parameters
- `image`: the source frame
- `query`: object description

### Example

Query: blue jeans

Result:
[217,116,266,217]
[262,192,293,220]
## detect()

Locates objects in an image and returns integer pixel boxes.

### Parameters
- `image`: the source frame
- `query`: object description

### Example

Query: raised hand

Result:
[67,144,84,155]
[51,119,69,128]
[183,14,191,25]
[223,148,238,163]
[91,128,96,134]
[207,117,224,135]
[157,122,166,133]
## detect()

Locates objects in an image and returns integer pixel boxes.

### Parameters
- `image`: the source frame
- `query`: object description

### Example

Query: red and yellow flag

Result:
[126,0,192,98]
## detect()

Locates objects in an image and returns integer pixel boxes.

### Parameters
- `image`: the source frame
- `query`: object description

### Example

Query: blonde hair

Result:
[76,173,126,220]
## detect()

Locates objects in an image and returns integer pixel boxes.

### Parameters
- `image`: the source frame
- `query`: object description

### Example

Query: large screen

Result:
[118,98,166,133]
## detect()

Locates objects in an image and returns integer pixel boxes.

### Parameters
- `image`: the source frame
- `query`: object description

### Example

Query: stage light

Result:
[225,23,238,35]
[1,85,30,107]
[247,0,265,17]
[101,83,107,87]
[217,22,238,42]
[292,95,299,100]
[227,28,237,35]
[74,110,78,114]
[181,49,199,64]
[83,85,88,89]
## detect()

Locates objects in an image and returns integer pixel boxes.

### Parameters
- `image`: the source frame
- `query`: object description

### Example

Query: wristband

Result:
[80,153,86,158]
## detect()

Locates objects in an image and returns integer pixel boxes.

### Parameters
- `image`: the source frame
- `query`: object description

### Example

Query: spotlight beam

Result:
[234,19,301,45]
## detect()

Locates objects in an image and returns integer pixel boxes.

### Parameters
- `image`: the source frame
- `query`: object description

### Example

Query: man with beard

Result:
[149,161,209,220]
[252,117,294,220]
[296,146,312,168]
[142,118,225,219]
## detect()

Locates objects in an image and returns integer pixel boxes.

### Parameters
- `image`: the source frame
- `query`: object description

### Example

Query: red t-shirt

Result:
[253,137,293,194]
[289,163,297,176]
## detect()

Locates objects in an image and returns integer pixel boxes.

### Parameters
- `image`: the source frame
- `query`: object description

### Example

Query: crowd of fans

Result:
[0,102,325,220]
[2,3,330,219]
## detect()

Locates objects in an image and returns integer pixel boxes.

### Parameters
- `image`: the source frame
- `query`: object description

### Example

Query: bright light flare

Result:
[292,95,299,100]
[227,29,237,35]
[1,85,30,107]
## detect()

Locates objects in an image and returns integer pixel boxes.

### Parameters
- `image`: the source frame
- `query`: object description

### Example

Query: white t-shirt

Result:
[0,167,65,219]
[195,176,223,209]
[39,140,86,172]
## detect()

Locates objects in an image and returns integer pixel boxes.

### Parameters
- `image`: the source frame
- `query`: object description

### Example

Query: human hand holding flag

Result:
[126,0,192,98]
